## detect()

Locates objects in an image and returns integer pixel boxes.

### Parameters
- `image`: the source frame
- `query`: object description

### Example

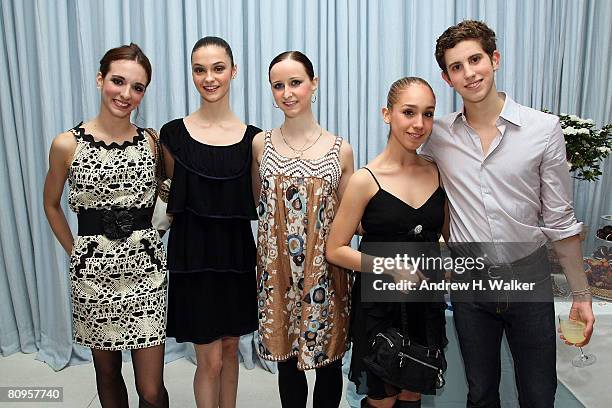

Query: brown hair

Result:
[435,20,497,73]
[99,43,152,86]
[191,36,234,66]
[386,77,435,110]
[268,51,315,81]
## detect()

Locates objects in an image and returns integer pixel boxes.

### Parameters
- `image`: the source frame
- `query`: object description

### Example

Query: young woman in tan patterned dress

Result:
[43,44,168,408]
[251,51,354,408]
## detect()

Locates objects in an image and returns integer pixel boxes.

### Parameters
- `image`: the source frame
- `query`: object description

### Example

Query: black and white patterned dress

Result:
[67,123,167,350]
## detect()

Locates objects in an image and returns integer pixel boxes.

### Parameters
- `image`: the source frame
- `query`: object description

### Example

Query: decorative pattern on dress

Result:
[67,124,167,350]
[256,130,351,370]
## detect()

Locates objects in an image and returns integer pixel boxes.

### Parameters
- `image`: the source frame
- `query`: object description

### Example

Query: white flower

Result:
[563,127,577,135]
[598,147,611,153]
[577,128,590,134]
[569,114,581,122]
[579,118,594,125]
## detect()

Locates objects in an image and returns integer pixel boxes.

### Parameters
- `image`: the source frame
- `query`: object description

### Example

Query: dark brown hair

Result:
[387,77,435,110]
[99,43,152,86]
[268,51,315,81]
[191,36,234,66]
[435,20,497,73]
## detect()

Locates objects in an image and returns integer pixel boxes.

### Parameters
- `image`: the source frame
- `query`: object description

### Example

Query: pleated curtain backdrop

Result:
[0,0,610,370]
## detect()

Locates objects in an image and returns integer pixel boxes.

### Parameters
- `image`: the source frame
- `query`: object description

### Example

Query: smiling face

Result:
[269,59,318,118]
[383,83,436,151]
[191,45,236,103]
[441,39,500,105]
[96,59,148,118]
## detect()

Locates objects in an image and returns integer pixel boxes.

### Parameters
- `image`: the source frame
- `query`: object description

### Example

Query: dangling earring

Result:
[273,101,279,108]
[311,94,317,103]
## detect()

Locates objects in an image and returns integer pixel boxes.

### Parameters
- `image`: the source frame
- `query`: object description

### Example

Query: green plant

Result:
[545,111,611,181]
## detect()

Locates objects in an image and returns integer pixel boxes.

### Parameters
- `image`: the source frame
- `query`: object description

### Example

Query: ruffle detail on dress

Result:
[166,212,256,274]
[72,122,145,150]
[160,119,259,179]
[166,163,257,219]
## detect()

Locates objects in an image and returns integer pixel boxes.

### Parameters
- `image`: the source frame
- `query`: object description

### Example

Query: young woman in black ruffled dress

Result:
[160,37,259,408]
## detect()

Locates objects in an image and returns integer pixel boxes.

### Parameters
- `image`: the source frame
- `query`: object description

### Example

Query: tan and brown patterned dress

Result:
[256,130,351,370]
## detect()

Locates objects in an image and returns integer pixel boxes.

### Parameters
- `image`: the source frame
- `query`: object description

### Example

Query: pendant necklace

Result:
[280,125,323,159]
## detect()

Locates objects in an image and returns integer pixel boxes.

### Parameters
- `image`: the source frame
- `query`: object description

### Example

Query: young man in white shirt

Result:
[420,20,595,408]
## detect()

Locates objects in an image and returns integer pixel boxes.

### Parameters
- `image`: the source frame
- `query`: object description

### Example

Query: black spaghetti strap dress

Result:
[350,167,448,398]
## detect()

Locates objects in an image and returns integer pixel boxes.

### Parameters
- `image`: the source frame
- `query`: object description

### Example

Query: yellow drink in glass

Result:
[557,314,595,367]
[559,319,586,343]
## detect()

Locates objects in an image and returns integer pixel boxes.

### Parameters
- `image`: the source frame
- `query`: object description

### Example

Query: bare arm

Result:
[538,119,594,345]
[336,139,355,201]
[326,170,376,271]
[43,132,76,255]
[251,131,264,205]
[553,235,594,346]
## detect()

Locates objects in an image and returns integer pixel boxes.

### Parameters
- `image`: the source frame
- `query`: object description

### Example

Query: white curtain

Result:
[1,0,610,371]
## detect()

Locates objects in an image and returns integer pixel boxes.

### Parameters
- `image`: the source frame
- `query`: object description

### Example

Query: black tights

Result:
[91,344,168,408]
[277,358,343,408]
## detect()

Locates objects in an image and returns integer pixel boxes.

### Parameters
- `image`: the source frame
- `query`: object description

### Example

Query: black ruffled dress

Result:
[160,119,260,344]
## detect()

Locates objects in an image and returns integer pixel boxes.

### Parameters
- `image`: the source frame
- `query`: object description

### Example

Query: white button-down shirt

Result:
[420,93,582,260]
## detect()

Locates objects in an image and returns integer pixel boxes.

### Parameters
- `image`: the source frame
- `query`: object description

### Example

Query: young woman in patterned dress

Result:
[43,44,168,407]
[251,51,354,408]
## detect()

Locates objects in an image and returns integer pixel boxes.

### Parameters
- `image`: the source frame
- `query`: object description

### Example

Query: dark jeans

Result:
[452,301,556,408]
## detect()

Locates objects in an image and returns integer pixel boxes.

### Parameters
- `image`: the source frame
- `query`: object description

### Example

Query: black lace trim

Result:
[72,122,145,150]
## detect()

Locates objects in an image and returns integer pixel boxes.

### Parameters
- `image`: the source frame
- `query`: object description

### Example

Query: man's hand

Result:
[566,298,595,346]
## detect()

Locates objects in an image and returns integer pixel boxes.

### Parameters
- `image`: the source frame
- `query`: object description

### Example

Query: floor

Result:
[0,352,351,407]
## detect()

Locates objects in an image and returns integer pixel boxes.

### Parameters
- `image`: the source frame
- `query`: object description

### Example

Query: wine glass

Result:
[558,314,596,367]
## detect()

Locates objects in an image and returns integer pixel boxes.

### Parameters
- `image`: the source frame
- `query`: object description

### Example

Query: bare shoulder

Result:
[51,131,77,154]
[252,130,266,151]
[252,130,265,144]
[49,131,77,167]
[324,131,353,158]
[339,138,353,155]
[348,168,378,193]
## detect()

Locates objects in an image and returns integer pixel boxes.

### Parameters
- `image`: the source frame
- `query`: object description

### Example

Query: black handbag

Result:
[362,304,446,394]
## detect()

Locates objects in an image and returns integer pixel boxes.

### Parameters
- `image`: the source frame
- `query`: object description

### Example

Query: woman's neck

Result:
[194,94,239,126]
[281,112,319,140]
[93,109,134,137]
[378,135,420,168]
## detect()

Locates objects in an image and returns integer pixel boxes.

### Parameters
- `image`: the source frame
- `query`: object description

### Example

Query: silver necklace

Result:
[280,125,323,159]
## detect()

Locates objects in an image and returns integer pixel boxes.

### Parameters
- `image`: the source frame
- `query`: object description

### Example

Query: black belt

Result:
[78,207,154,239]
[482,246,549,279]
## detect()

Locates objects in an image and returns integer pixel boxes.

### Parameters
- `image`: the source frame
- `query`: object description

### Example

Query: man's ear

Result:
[441,71,453,88]
[491,50,501,71]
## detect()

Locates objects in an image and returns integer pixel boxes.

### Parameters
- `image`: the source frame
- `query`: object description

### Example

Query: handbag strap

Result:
[400,302,408,339]
[144,128,166,181]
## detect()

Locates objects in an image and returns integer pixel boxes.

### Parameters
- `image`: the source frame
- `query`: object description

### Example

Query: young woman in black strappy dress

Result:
[327,77,449,408]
